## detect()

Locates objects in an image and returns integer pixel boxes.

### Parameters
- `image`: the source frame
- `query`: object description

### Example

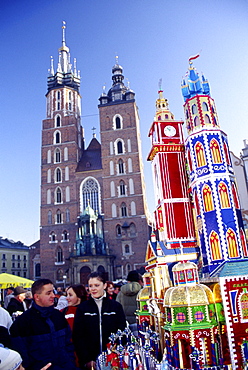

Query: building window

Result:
[12,262,15,268]
[128,158,132,173]
[23,272,26,278]
[2,254,6,260]
[210,139,222,164]
[57,247,63,263]
[47,189,51,204]
[121,202,127,217]
[203,184,214,212]
[227,228,239,258]
[202,102,208,111]
[195,141,206,167]
[56,210,62,224]
[129,223,136,237]
[64,147,68,161]
[192,104,197,114]
[115,116,121,129]
[131,201,136,215]
[124,245,130,254]
[63,230,68,241]
[47,169,51,183]
[65,166,69,181]
[50,232,56,242]
[118,159,124,174]
[56,188,62,203]
[55,168,62,183]
[110,161,114,175]
[55,148,61,163]
[119,180,125,196]
[129,179,134,194]
[110,181,115,197]
[54,131,61,144]
[66,186,70,202]
[116,225,122,237]
[66,208,70,223]
[2,262,5,268]
[117,141,123,154]
[112,203,117,218]
[47,150,51,164]
[48,210,52,224]
[56,115,61,127]
[218,182,230,208]
[81,177,101,213]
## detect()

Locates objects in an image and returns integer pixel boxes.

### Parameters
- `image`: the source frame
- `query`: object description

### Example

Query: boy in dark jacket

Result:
[10,279,77,370]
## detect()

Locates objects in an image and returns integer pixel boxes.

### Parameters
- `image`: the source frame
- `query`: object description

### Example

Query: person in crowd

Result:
[10,278,77,370]
[73,272,126,369]
[7,287,26,317]
[0,306,12,347]
[4,287,14,309]
[0,345,52,370]
[23,290,33,310]
[116,270,143,334]
[113,283,122,297]
[105,281,116,300]
[62,284,87,330]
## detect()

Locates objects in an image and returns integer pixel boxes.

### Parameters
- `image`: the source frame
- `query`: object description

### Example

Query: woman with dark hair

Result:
[73,272,126,369]
[105,281,116,300]
[62,284,87,330]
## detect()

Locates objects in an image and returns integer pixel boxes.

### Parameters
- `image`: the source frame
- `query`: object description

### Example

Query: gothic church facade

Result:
[39,25,149,285]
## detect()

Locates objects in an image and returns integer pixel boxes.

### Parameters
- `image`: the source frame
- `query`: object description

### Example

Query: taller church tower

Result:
[40,23,82,281]
[98,58,150,278]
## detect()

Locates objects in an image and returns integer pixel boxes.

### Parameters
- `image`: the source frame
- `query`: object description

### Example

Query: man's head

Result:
[127,270,142,283]
[32,279,55,307]
[13,287,26,302]
[6,287,14,296]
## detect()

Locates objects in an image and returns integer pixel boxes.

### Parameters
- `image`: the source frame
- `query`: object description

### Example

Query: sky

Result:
[1,0,248,246]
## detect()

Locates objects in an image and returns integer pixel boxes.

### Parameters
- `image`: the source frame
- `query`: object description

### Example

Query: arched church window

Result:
[55,148,61,163]
[56,210,62,224]
[128,158,132,173]
[195,142,206,167]
[66,186,70,202]
[227,228,239,258]
[204,114,211,124]
[47,150,51,163]
[55,168,62,183]
[129,178,134,194]
[47,189,51,204]
[63,230,68,241]
[117,141,123,154]
[121,202,127,217]
[210,139,222,164]
[50,231,56,242]
[218,182,230,208]
[240,229,248,257]
[56,115,61,127]
[65,208,70,223]
[125,245,130,254]
[56,188,62,203]
[202,184,214,212]
[202,102,209,111]
[194,116,200,127]
[48,210,52,224]
[47,169,51,183]
[81,177,100,213]
[116,116,121,129]
[112,203,117,218]
[192,104,197,114]
[131,201,136,215]
[110,181,115,197]
[119,180,125,196]
[118,159,124,174]
[64,147,68,161]
[116,224,122,237]
[54,131,61,144]
[209,231,222,260]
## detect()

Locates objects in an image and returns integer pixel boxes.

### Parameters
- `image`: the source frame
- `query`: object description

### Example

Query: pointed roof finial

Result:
[62,21,66,47]
[158,78,162,91]
[115,55,119,65]
[50,56,54,76]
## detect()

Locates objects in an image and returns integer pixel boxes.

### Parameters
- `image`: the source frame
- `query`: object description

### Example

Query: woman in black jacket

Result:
[73,272,126,369]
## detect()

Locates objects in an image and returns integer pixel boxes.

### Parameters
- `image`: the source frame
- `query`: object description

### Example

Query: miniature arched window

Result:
[240,292,248,320]
[65,208,70,223]
[54,131,61,144]
[131,201,136,215]
[56,188,62,203]
[47,169,51,183]
[119,180,125,196]
[185,109,189,119]
[227,228,239,258]
[116,224,122,237]
[55,148,61,163]
[204,114,211,124]
[112,203,117,218]
[47,189,51,204]
[56,210,62,224]
[57,268,63,281]
[210,139,222,164]
[202,102,209,111]
[209,231,222,260]
[56,115,61,127]
[117,140,123,154]
[66,186,70,202]
[110,161,114,175]
[194,116,200,127]
[63,230,68,241]
[232,183,240,209]
[193,190,200,215]
[115,116,121,129]
[50,232,56,242]
[55,168,62,183]
[118,159,124,174]
[202,184,214,212]
[65,166,69,181]
[240,229,248,257]
[64,147,68,161]
[110,181,115,197]
[218,182,230,208]
[223,141,231,165]
[195,142,206,167]
[48,210,52,224]
[81,177,100,213]
[121,202,127,217]
[128,158,133,173]
[57,247,63,263]
[192,104,197,114]
[129,179,134,194]
[47,149,51,163]
[129,223,136,237]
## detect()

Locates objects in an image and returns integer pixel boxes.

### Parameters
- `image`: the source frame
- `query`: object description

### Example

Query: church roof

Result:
[218,260,248,277]
[76,138,102,172]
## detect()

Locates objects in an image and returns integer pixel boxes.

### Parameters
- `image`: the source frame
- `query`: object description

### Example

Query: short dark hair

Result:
[87,272,106,284]
[67,284,87,302]
[31,279,53,296]
[127,270,142,283]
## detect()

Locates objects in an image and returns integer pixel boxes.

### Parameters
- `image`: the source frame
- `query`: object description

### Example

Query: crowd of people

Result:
[0,270,143,370]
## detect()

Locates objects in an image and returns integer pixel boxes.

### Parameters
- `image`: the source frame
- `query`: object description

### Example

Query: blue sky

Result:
[1,0,248,245]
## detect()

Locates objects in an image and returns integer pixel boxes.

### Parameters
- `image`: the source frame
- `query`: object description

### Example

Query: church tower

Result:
[98,58,149,278]
[40,23,82,282]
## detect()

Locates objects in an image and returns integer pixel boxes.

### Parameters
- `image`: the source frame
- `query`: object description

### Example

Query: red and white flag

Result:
[189,54,200,62]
